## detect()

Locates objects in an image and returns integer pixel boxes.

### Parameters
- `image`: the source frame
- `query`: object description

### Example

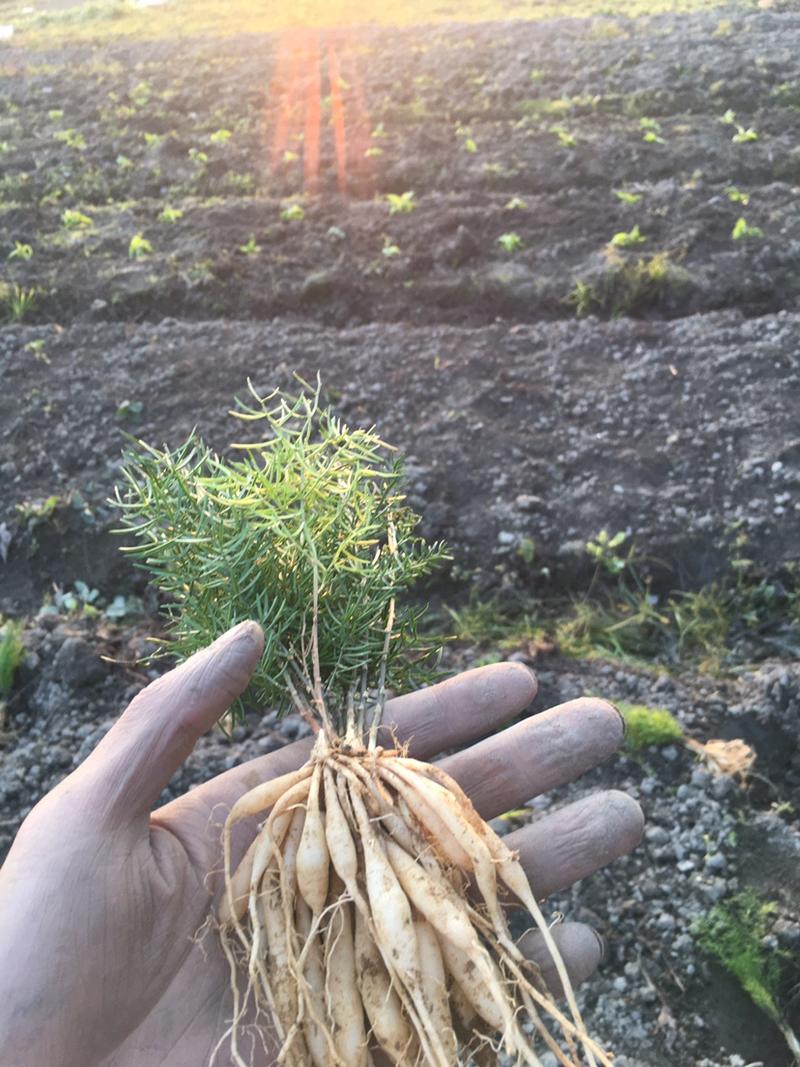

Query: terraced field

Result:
[1,2,799,1065]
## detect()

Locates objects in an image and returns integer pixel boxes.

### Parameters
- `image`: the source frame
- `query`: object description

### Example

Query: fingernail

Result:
[591,928,608,964]
[608,700,627,740]
[217,620,264,651]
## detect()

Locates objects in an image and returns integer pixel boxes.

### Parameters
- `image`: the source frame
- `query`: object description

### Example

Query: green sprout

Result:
[610,224,646,248]
[281,203,305,222]
[8,241,33,261]
[614,189,642,204]
[159,205,183,223]
[62,208,93,230]
[504,196,527,211]
[566,279,598,318]
[113,382,448,727]
[551,125,576,148]
[239,235,261,256]
[498,232,523,253]
[54,128,86,151]
[586,529,629,574]
[732,125,758,144]
[639,117,665,144]
[732,217,762,241]
[210,128,233,145]
[386,191,416,215]
[724,185,750,205]
[617,702,683,753]
[128,234,152,260]
[1,283,38,323]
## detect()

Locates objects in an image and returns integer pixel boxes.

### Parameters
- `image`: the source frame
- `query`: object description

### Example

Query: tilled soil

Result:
[1,3,800,1065]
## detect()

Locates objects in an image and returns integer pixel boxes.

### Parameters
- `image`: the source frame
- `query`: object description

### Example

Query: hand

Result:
[0,621,643,1067]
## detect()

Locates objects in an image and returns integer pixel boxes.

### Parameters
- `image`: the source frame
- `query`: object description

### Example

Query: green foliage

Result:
[1,283,38,323]
[0,621,24,697]
[128,233,152,259]
[159,205,183,223]
[617,701,683,752]
[601,249,689,314]
[639,117,665,143]
[114,382,448,726]
[8,241,33,261]
[732,125,758,144]
[54,128,87,150]
[386,191,416,215]
[694,892,782,1023]
[239,234,260,256]
[61,208,93,229]
[280,202,305,221]
[610,223,646,248]
[504,196,527,211]
[210,128,232,145]
[566,280,598,318]
[498,232,523,253]
[724,185,750,205]
[551,125,576,148]
[614,188,642,204]
[586,529,629,575]
[732,217,762,241]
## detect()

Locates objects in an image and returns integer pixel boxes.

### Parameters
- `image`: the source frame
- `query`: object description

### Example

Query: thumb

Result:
[76,620,264,827]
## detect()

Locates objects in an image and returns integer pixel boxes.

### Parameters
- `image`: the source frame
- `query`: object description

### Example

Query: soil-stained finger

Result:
[505,790,644,899]
[519,922,606,997]
[437,697,625,817]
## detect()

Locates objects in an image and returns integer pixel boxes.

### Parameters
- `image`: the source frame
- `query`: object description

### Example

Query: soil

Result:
[1,3,799,1065]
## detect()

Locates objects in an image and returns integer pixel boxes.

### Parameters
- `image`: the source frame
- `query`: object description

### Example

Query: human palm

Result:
[0,622,642,1067]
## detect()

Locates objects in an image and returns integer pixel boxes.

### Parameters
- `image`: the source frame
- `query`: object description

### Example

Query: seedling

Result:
[159,205,183,223]
[381,237,401,257]
[143,131,164,147]
[54,128,86,151]
[115,399,144,420]
[114,383,606,1067]
[386,191,416,214]
[724,185,750,205]
[364,146,383,158]
[586,529,630,575]
[210,128,232,145]
[614,189,642,205]
[732,217,762,241]
[504,196,527,210]
[128,234,152,260]
[610,224,646,248]
[24,339,49,364]
[48,109,64,121]
[566,279,598,318]
[639,117,665,143]
[550,125,576,148]
[61,208,93,230]
[2,284,37,323]
[8,241,33,261]
[498,231,523,253]
[732,125,758,144]
[116,154,134,171]
[464,136,477,153]
[281,203,305,221]
[239,235,260,256]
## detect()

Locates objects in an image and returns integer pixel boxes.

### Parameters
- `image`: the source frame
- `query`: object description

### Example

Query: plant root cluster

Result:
[216,734,612,1067]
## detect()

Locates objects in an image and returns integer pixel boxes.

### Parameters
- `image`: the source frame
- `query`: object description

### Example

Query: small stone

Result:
[645,826,670,846]
[705,851,727,872]
[53,638,106,689]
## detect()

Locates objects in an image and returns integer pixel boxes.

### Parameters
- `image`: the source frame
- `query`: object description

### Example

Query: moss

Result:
[693,891,782,1024]
[617,701,683,752]
[0,621,24,697]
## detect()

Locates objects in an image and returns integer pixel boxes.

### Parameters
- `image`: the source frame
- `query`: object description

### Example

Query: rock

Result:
[53,638,106,689]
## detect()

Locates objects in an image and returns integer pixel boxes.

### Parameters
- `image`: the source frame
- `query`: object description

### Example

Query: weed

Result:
[54,128,86,150]
[732,126,758,144]
[601,249,689,314]
[24,339,49,364]
[498,232,523,253]
[61,208,93,230]
[586,529,630,576]
[386,191,416,215]
[566,279,598,318]
[159,205,183,223]
[239,235,260,256]
[0,620,24,697]
[732,217,762,241]
[614,189,642,204]
[610,224,646,248]
[1,283,38,323]
[8,241,33,261]
[281,203,305,221]
[210,127,232,145]
[143,131,164,148]
[724,185,750,205]
[617,702,683,752]
[551,125,576,148]
[639,117,665,144]
[128,233,152,259]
